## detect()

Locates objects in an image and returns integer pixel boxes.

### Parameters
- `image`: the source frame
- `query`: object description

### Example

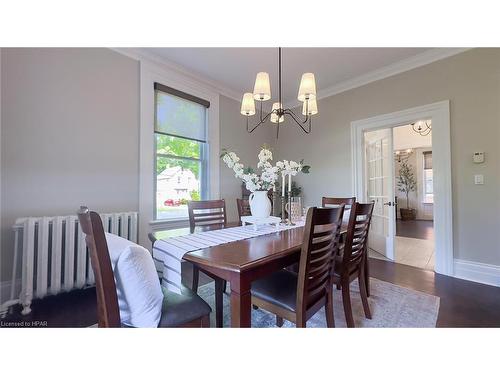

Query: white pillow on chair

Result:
[105,232,137,266]
[104,233,162,327]
[114,245,163,328]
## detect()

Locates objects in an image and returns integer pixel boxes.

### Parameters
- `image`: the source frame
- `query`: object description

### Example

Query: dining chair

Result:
[322,197,365,292]
[188,199,227,233]
[188,199,228,290]
[187,199,228,326]
[77,207,211,328]
[332,202,374,328]
[236,198,251,225]
[322,196,356,208]
[251,205,345,328]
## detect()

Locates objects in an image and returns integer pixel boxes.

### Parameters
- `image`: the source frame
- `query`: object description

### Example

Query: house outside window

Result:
[423,151,433,203]
[154,83,209,220]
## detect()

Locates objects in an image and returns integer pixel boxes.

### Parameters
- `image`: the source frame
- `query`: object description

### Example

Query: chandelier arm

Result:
[246,110,273,133]
[284,108,310,125]
[411,121,432,136]
[284,108,312,134]
[258,100,265,122]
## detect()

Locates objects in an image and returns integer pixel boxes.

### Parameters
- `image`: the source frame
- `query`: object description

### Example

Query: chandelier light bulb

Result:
[240,93,256,116]
[302,98,318,116]
[253,72,271,101]
[297,73,317,102]
[270,102,284,123]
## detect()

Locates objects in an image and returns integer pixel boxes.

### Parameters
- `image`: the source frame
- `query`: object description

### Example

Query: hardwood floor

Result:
[370,259,500,327]
[396,219,434,240]
[1,259,499,327]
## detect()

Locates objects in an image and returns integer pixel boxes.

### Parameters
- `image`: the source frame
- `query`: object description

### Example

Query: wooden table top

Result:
[153,221,347,274]
[183,225,307,273]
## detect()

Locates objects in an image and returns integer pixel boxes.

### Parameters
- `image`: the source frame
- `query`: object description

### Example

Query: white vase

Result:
[249,190,272,218]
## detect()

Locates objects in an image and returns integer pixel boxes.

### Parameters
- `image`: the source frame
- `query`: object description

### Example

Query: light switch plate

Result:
[474,174,484,185]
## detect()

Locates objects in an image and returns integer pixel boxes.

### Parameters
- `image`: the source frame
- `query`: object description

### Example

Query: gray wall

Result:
[274,48,500,266]
[0,49,272,284]
[219,95,274,222]
[2,47,499,285]
[1,48,140,282]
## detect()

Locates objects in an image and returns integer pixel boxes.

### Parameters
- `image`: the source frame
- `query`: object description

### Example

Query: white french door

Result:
[364,128,395,260]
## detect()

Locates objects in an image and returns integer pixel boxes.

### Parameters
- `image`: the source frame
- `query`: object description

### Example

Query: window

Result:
[154,83,209,220]
[423,151,433,203]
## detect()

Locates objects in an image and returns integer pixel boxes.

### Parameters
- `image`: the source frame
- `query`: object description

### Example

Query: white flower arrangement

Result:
[221,146,310,192]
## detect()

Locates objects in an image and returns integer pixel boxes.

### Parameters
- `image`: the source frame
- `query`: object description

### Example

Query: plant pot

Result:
[249,190,272,218]
[400,208,416,221]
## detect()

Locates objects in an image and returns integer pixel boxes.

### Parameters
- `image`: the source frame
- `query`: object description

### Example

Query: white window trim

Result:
[138,59,220,249]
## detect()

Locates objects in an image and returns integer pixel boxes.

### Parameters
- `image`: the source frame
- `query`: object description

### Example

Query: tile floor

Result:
[369,220,435,271]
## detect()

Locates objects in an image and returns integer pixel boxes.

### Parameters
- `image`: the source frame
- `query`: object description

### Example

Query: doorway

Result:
[365,123,434,270]
[351,101,453,276]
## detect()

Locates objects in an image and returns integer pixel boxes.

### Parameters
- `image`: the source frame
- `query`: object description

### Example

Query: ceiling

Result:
[141,47,440,105]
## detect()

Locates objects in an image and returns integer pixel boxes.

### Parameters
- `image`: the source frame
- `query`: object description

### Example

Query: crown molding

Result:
[113,47,470,110]
[111,48,242,102]
[283,48,470,108]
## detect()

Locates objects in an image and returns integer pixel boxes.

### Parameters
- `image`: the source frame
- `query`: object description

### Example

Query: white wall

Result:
[273,48,500,267]
[0,48,141,282]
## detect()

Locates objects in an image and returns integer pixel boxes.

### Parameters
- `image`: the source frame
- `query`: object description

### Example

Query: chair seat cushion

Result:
[251,270,298,313]
[158,285,212,327]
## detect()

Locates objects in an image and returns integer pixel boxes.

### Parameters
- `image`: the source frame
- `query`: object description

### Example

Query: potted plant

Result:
[397,160,417,221]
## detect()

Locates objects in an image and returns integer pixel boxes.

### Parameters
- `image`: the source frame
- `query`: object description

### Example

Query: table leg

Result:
[230,277,251,328]
[215,278,223,328]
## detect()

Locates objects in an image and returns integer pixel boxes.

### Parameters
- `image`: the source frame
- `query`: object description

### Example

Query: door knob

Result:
[383,202,394,206]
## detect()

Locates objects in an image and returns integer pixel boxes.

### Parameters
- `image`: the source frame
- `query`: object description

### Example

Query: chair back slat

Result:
[342,202,375,272]
[188,199,227,233]
[236,198,251,225]
[322,197,356,224]
[296,205,345,313]
[77,206,120,328]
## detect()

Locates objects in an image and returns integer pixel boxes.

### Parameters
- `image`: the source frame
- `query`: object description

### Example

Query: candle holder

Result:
[280,196,287,225]
[287,195,296,226]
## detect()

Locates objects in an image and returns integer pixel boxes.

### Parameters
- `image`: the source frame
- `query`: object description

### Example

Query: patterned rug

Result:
[197,278,440,328]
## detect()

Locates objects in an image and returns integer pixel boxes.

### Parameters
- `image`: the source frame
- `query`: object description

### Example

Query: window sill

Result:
[150,218,189,231]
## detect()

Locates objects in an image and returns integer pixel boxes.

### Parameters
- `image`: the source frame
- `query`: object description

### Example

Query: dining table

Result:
[152,221,360,328]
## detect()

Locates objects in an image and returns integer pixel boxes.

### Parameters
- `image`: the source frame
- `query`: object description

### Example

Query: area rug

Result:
[197,278,440,328]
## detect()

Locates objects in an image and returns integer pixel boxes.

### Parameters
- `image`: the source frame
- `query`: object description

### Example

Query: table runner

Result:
[153,222,304,294]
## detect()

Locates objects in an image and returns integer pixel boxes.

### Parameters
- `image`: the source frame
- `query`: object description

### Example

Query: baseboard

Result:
[0,278,21,304]
[454,259,500,287]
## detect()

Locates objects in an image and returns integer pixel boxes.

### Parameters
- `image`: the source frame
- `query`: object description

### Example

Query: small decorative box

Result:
[240,216,282,230]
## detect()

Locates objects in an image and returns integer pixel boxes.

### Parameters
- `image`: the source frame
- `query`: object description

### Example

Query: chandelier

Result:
[411,119,432,136]
[240,47,318,138]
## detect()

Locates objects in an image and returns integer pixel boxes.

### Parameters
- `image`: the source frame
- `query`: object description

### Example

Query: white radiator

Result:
[2,211,138,316]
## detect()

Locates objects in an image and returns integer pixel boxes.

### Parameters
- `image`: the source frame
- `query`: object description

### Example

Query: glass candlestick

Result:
[280,196,287,225]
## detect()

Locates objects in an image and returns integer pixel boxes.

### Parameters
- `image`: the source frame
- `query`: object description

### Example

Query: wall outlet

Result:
[474,174,484,185]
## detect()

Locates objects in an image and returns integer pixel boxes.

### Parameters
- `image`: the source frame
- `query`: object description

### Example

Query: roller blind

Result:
[424,151,432,169]
[154,83,209,142]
